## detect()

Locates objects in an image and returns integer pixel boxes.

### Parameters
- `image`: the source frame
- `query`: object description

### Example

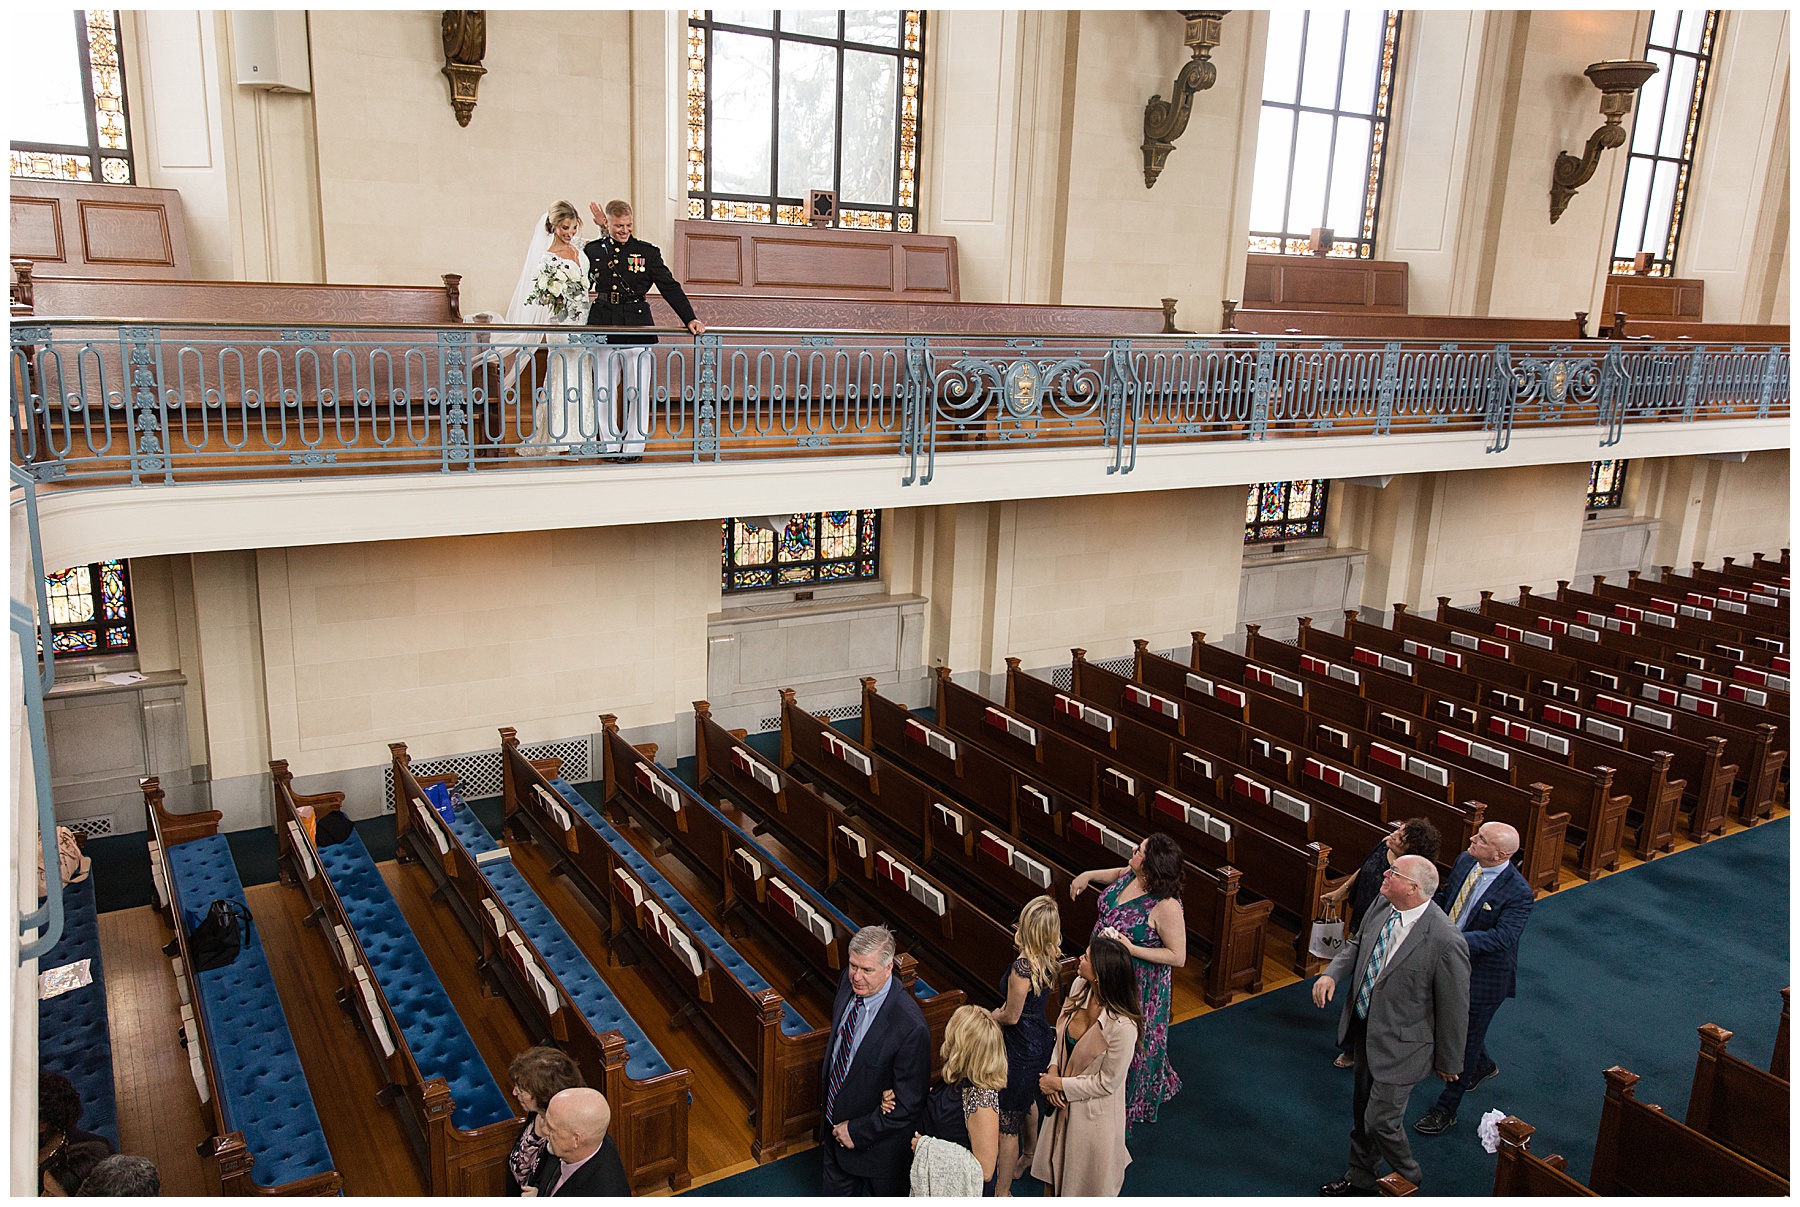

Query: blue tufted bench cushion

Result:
[38,874,118,1150]
[165,835,336,1188]
[545,779,813,1036]
[480,858,672,1080]
[315,832,513,1132]
[662,771,944,1001]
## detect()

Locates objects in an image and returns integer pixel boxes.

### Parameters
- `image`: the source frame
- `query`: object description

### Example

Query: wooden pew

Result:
[1588,1066,1787,1194]
[143,779,342,1195]
[1590,575,1793,658]
[1554,580,1790,668]
[1000,659,1333,973]
[1662,565,1792,623]
[389,745,694,1186]
[1490,1116,1598,1196]
[1776,988,1791,1080]
[1686,1023,1789,1177]
[271,762,522,1195]
[502,729,829,1166]
[858,678,1270,1006]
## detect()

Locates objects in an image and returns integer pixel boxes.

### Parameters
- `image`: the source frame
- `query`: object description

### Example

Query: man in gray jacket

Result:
[1312,854,1470,1195]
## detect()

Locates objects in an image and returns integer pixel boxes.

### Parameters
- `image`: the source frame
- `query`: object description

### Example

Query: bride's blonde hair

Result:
[544,201,579,233]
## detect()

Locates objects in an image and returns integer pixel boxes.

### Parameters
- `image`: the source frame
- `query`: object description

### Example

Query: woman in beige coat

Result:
[1030,935,1142,1197]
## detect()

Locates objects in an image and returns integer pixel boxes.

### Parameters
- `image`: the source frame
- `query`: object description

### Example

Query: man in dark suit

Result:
[1314,854,1470,1195]
[583,200,704,461]
[526,1087,631,1197]
[1414,821,1533,1135]
[820,924,931,1195]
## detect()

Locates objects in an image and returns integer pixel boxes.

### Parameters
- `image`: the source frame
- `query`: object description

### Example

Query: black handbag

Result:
[315,809,356,847]
[189,899,253,971]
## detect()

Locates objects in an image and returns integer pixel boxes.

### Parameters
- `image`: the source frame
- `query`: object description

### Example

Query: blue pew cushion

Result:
[316,832,513,1132]
[38,875,118,1150]
[481,859,672,1080]
[165,835,336,1187]
[545,780,812,1037]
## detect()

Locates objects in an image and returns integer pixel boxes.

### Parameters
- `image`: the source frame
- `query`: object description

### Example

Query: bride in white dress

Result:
[501,201,599,456]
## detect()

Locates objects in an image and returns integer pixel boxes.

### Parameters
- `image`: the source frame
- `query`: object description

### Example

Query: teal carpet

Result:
[689,817,1790,1195]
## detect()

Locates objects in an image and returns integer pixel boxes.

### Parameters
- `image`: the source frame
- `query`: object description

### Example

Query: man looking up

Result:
[525,1087,631,1197]
[1414,821,1533,1136]
[820,924,931,1195]
[1314,854,1469,1195]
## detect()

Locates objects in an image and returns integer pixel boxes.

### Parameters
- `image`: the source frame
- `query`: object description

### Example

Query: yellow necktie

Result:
[1448,866,1481,926]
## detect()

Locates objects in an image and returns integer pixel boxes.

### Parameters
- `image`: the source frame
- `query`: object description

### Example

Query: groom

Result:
[584,200,705,462]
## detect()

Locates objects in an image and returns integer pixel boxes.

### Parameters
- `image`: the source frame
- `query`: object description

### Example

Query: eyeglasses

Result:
[1382,868,1420,889]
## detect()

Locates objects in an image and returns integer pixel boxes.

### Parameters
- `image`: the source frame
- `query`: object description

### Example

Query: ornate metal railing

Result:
[9,320,1788,488]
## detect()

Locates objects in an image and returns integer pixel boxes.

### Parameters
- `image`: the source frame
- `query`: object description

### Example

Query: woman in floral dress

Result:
[1070,832,1186,1131]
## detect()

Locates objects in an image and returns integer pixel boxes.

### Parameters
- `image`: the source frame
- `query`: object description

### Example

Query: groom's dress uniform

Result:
[583,235,700,456]
[1323,897,1469,1191]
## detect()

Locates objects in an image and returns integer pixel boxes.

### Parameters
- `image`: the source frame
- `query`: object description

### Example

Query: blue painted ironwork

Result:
[9,321,1787,489]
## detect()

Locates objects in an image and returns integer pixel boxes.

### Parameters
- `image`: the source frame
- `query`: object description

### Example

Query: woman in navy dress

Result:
[990,895,1061,1194]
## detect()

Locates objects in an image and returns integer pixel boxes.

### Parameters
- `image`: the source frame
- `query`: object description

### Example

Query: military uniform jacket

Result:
[581,235,698,344]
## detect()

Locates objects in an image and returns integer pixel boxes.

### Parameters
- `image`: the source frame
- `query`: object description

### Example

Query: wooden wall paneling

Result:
[1242,253,1409,313]
[1604,275,1706,323]
[670,219,960,302]
[9,179,189,279]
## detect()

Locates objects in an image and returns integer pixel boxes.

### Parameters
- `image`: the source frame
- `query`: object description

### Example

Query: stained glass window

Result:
[40,560,134,657]
[687,11,923,231]
[1247,10,1400,258]
[10,10,134,184]
[1587,461,1628,511]
[722,511,881,592]
[1611,11,1717,275]
[1245,481,1330,544]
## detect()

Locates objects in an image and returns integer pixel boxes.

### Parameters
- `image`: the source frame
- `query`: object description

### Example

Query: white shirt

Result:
[1384,898,1432,954]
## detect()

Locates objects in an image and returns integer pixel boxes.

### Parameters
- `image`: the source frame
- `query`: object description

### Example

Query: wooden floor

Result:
[99,797,1786,1196]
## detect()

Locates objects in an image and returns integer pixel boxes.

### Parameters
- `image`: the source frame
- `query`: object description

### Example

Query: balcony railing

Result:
[10,320,1788,488]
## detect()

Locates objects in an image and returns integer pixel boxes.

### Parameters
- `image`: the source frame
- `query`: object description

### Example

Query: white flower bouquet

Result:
[526,257,590,323]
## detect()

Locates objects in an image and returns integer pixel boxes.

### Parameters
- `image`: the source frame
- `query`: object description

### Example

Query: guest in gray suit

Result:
[1312,854,1469,1195]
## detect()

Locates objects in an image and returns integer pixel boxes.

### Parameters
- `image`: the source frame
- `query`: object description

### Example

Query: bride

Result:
[501,201,599,456]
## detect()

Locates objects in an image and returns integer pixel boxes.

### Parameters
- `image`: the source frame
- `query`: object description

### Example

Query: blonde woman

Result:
[1032,935,1141,1197]
[990,895,1061,1194]
[906,1004,1008,1195]
[500,200,599,456]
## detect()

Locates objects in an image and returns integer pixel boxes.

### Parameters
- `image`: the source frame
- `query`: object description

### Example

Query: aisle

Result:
[688,816,1790,1196]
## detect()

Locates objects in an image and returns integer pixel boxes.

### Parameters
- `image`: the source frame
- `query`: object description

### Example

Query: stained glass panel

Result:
[1248,11,1399,259]
[688,11,923,232]
[1611,12,1716,275]
[39,559,133,657]
[1587,461,1628,510]
[11,11,133,185]
[722,510,882,592]
[1246,482,1330,544]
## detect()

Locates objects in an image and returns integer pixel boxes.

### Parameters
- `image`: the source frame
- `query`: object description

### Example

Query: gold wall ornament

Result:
[1141,11,1229,189]
[1549,59,1658,224]
[441,11,487,128]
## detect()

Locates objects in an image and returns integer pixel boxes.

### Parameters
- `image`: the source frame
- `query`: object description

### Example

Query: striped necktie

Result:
[1354,910,1402,1019]
[825,993,865,1123]
[1448,865,1482,927]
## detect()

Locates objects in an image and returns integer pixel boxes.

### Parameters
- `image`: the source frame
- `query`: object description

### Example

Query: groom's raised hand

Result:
[589,201,604,224]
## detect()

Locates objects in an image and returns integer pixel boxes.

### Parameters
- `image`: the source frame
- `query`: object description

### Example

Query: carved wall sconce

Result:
[441,10,487,127]
[1142,11,1229,188]
[1549,59,1658,223]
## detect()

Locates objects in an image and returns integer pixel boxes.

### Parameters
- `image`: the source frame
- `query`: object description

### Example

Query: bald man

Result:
[1315,854,1469,1195]
[1413,821,1534,1136]
[526,1087,631,1197]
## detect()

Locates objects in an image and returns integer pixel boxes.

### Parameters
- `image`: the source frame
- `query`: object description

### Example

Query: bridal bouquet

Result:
[526,257,589,323]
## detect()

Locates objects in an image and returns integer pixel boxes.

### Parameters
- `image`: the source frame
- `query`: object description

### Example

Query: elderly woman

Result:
[504,1045,584,1194]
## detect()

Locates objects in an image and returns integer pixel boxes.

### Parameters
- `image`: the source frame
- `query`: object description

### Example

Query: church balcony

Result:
[10,320,1789,567]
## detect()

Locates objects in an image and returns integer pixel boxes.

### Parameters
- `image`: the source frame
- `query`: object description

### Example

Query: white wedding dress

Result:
[501,217,600,456]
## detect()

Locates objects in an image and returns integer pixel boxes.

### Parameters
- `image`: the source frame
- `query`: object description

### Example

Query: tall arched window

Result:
[10,9,134,183]
[686,10,924,230]
[1248,10,1401,257]
[1611,11,1718,275]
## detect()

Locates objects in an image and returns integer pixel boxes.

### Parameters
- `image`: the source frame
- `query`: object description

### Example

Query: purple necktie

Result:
[825,993,865,1123]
